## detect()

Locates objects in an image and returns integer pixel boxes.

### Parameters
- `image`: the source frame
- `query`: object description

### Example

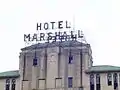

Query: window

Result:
[90,74,94,90]
[11,79,16,90]
[68,77,73,88]
[96,74,100,90]
[68,55,73,64]
[33,58,37,66]
[6,79,10,90]
[107,73,112,86]
[119,74,120,85]
[113,73,118,90]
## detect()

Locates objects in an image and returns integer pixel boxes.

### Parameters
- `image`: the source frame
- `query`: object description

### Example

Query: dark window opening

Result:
[108,81,112,86]
[6,79,10,90]
[90,74,94,90]
[68,55,73,64]
[11,79,16,90]
[96,74,100,90]
[114,83,118,90]
[33,58,37,66]
[6,85,10,90]
[96,84,100,90]
[68,77,73,88]
[11,84,16,90]
[107,73,112,86]
[113,73,118,90]
[119,74,120,85]
[90,85,94,90]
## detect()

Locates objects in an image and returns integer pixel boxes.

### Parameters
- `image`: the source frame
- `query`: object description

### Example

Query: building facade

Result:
[0,41,120,90]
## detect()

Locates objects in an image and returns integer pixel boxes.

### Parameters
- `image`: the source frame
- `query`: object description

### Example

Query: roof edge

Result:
[85,70,120,74]
[0,75,20,79]
[21,41,90,51]
[0,70,20,79]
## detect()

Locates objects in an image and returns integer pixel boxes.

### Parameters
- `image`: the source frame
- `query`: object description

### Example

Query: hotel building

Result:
[0,41,120,90]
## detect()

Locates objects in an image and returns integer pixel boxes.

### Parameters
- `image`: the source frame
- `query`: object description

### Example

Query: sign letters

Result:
[24,20,83,44]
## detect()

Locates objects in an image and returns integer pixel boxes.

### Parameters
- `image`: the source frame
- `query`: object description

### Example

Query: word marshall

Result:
[24,30,83,43]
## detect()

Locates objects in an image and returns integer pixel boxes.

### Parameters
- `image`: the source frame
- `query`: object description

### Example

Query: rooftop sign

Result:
[36,21,71,30]
[24,20,83,44]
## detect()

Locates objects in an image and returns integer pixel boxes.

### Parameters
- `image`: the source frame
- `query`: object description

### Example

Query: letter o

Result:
[44,23,49,30]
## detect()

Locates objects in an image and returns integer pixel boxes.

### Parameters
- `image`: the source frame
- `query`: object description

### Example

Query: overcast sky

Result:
[0,0,120,72]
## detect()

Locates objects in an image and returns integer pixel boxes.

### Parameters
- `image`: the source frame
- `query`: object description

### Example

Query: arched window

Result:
[6,79,10,90]
[90,74,94,90]
[11,79,16,90]
[96,74,100,90]
[113,73,118,90]
[96,74,100,84]
[119,73,120,84]
[107,73,112,86]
